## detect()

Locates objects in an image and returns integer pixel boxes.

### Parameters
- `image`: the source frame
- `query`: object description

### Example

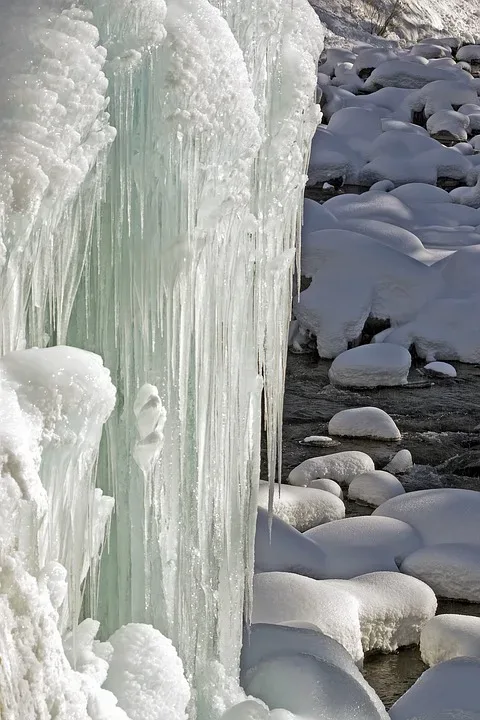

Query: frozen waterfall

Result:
[0,0,322,717]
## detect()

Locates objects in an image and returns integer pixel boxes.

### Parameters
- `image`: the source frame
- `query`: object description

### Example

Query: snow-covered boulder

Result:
[257,481,344,532]
[421,614,480,667]
[328,407,401,440]
[389,657,480,720]
[384,449,413,474]
[310,478,344,499]
[427,110,470,142]
[305,516,423,579]
[252,572,364,663]
[348,470,405,507]
[364,60,466,91]
[288,451,375,487]
[300,436,340,448]
[240,624,388,720]
[254,508,326,578]
[243,653,388,720]
[424,361,457,376]
[374,489,480,546]
[328,345,412,388]
[458,45,480,63]
[401,544,480,601]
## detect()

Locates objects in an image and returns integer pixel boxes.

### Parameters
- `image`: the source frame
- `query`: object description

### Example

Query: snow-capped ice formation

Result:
[401,544,480,601]
[328,345,412,387]
[421,614,480,666]
[288,450,375,487]
[305,515,422,579]
[348,470,405,507]
[257,481,345,532]
[389,657,480,720]
[0,0,323,716]
[328,407,401,440]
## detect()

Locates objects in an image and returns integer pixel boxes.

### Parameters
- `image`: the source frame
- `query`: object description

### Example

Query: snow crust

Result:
[400,544,480,601]
[328,407,401,440]
[421,614,480,666]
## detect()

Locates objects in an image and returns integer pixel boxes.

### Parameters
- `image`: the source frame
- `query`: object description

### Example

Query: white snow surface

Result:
[373,489,480,546]
[104,624,190,720]
[304,516,423,579]
[328,345,412,387]
[389,657,480,720]
[348,470,405,507]
[400,544,480,601]
[421,614,480,666]
[328,407,401,440]
[309,478,344,498]
[288,450,375,487]
[424,361,457,376]
[258,481,345,532]
[252,571,436,664]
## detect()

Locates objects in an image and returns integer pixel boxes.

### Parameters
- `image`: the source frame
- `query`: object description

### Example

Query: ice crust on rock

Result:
[305,516,423,579]
[288,451,375,487]
[258,481,344,532]
[328,407,401,440]
[389,657,480,720]
[348,470,405,507]
[400,544,480,602]
[329,345,412,387]
[421,614,480,666]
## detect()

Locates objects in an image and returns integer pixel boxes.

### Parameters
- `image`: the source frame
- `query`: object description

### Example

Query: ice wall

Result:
[0,0,322,717]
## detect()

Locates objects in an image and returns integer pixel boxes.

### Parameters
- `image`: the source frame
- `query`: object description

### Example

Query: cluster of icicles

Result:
[0,0,322,717]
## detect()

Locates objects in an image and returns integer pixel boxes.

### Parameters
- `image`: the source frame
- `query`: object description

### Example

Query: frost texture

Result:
[0,0,323,717]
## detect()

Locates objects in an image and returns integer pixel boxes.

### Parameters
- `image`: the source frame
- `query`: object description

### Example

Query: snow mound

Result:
[348,470,405,507]
[384,449,414,474]
[421,614,480,667]
[373,489,480,546]
[254,508,326,579]
[252,571,364,663]
[257,481,345,532]
[364,59,467,91]
[389,657,480,720]
[328,345,412,387]
[300,435,340,447]
[427,110,470,141]
[400,544,480,601]
[310,478,344,498]
[328,407,401,440]
[288,451,375,487]
[424,361,457,376]
[104,623,190,720]
[304,516,423,579]
[458,45,480,63]
[243,653,388,720]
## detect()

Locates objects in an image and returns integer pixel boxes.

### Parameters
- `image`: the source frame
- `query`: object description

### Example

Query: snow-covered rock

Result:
[384,449,414,474]
[424,361,457,376]
[401,544,480,601]
[364,59,467,91]
[305,516,423,579]
[373,489,480,546]
[427,110,470,141]
[348,470,405,507]
[310,478,344,499]
[458,45,480,63]
[328,344,412,387]
[243,653,388,720]
[257,481,345,532]
[300,435,340,448]
[421,614,480,667]
[288,451,375,487]
[328,407,401,440]
[389,657,480,720]
[254,508,326,579]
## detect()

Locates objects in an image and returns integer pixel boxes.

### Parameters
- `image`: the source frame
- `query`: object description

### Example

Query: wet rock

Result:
[437,450,480,478]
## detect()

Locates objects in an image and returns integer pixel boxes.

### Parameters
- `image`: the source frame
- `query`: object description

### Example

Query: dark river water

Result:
[282,350,480,707]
